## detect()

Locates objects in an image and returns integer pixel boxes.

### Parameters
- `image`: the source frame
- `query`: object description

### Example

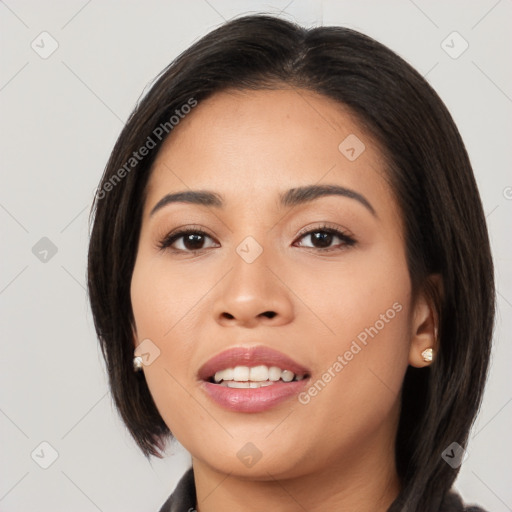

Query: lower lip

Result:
[201,380,309,413]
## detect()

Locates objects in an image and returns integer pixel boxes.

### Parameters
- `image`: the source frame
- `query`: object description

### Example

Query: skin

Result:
[130,88,437,512]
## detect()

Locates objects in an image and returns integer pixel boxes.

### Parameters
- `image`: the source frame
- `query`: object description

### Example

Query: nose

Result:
[212,248,294,328]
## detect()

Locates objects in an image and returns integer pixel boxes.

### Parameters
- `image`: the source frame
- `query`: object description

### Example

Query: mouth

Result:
[198,346,311,412]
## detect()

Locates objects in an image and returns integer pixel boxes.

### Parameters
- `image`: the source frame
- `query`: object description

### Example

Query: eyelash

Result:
[295,223,356,252]
[157,223,356,254]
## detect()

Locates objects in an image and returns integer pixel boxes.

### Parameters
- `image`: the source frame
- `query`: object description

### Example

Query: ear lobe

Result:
[408,275,442,368]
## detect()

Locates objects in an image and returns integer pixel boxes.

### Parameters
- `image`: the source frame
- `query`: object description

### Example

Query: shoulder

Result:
[442,489,488,512]
[158,468,196,512]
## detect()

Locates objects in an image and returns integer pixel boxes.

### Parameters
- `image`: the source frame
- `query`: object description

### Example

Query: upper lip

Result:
[197,345,310,381]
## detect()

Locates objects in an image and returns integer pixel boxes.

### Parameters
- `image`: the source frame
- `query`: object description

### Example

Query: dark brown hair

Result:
[87,15,495,511]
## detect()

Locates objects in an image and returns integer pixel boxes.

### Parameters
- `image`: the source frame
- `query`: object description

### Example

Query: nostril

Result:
[219,311,277,321]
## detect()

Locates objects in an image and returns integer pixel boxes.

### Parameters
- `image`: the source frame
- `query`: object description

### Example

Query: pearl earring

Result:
[421,348,434,363]
[133,356,143,371]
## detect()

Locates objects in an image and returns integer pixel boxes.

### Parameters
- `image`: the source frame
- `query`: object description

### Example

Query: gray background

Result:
[1,1,511,510]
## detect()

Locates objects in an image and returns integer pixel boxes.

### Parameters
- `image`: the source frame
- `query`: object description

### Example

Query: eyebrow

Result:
[150,184,376,217]
[150,190,223,216]
[280,185,376,216]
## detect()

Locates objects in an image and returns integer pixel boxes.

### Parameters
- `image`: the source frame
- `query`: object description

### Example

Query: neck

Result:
[192,422,401,512]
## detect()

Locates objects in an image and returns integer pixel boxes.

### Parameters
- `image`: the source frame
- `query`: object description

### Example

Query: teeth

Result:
[214,368,234,382]
[212,365,306,384]
[223,381,274,388]
[249,365,269,381]
[281,370,294,382]
[233,366,250,381]
[268,366,282,381]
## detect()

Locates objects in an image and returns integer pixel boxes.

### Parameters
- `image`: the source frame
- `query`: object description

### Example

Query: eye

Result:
[157,224,355,253]
[294,224,356,251]
[158,227,219,252]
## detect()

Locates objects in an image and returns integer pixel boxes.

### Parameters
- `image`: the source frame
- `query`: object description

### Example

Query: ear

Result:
[408,275,442,368]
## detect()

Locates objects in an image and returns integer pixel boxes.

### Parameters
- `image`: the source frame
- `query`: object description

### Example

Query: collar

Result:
[158,468,196,512]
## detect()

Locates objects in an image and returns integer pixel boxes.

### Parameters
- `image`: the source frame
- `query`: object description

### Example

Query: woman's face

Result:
[131,88,426,480]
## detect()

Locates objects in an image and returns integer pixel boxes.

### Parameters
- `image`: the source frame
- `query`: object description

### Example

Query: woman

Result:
[87,15,494,512]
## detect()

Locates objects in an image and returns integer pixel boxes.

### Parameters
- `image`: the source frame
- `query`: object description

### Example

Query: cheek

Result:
[315,299,411,402]
[288,299,411,470]
[130,254,210,343]
[293,239,412,353]
[130,254,224,430]
[296,252,412,431]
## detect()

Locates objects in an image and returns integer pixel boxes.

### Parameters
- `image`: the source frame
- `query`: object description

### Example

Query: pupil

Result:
[312,231,332,248]
[184,233,204,250]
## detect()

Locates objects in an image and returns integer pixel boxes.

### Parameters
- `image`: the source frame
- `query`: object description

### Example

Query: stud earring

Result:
[421,348,434,363]
[133,355,143,371]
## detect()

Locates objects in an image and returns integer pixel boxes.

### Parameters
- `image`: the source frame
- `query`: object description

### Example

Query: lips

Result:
[198,345,310,381]
[198,346,311,413]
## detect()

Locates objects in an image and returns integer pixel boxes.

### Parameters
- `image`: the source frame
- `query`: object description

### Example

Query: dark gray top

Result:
[158,469,196,512]
[158,468,487,512]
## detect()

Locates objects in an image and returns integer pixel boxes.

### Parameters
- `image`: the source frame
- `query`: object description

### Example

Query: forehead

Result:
[145,88,392,214]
